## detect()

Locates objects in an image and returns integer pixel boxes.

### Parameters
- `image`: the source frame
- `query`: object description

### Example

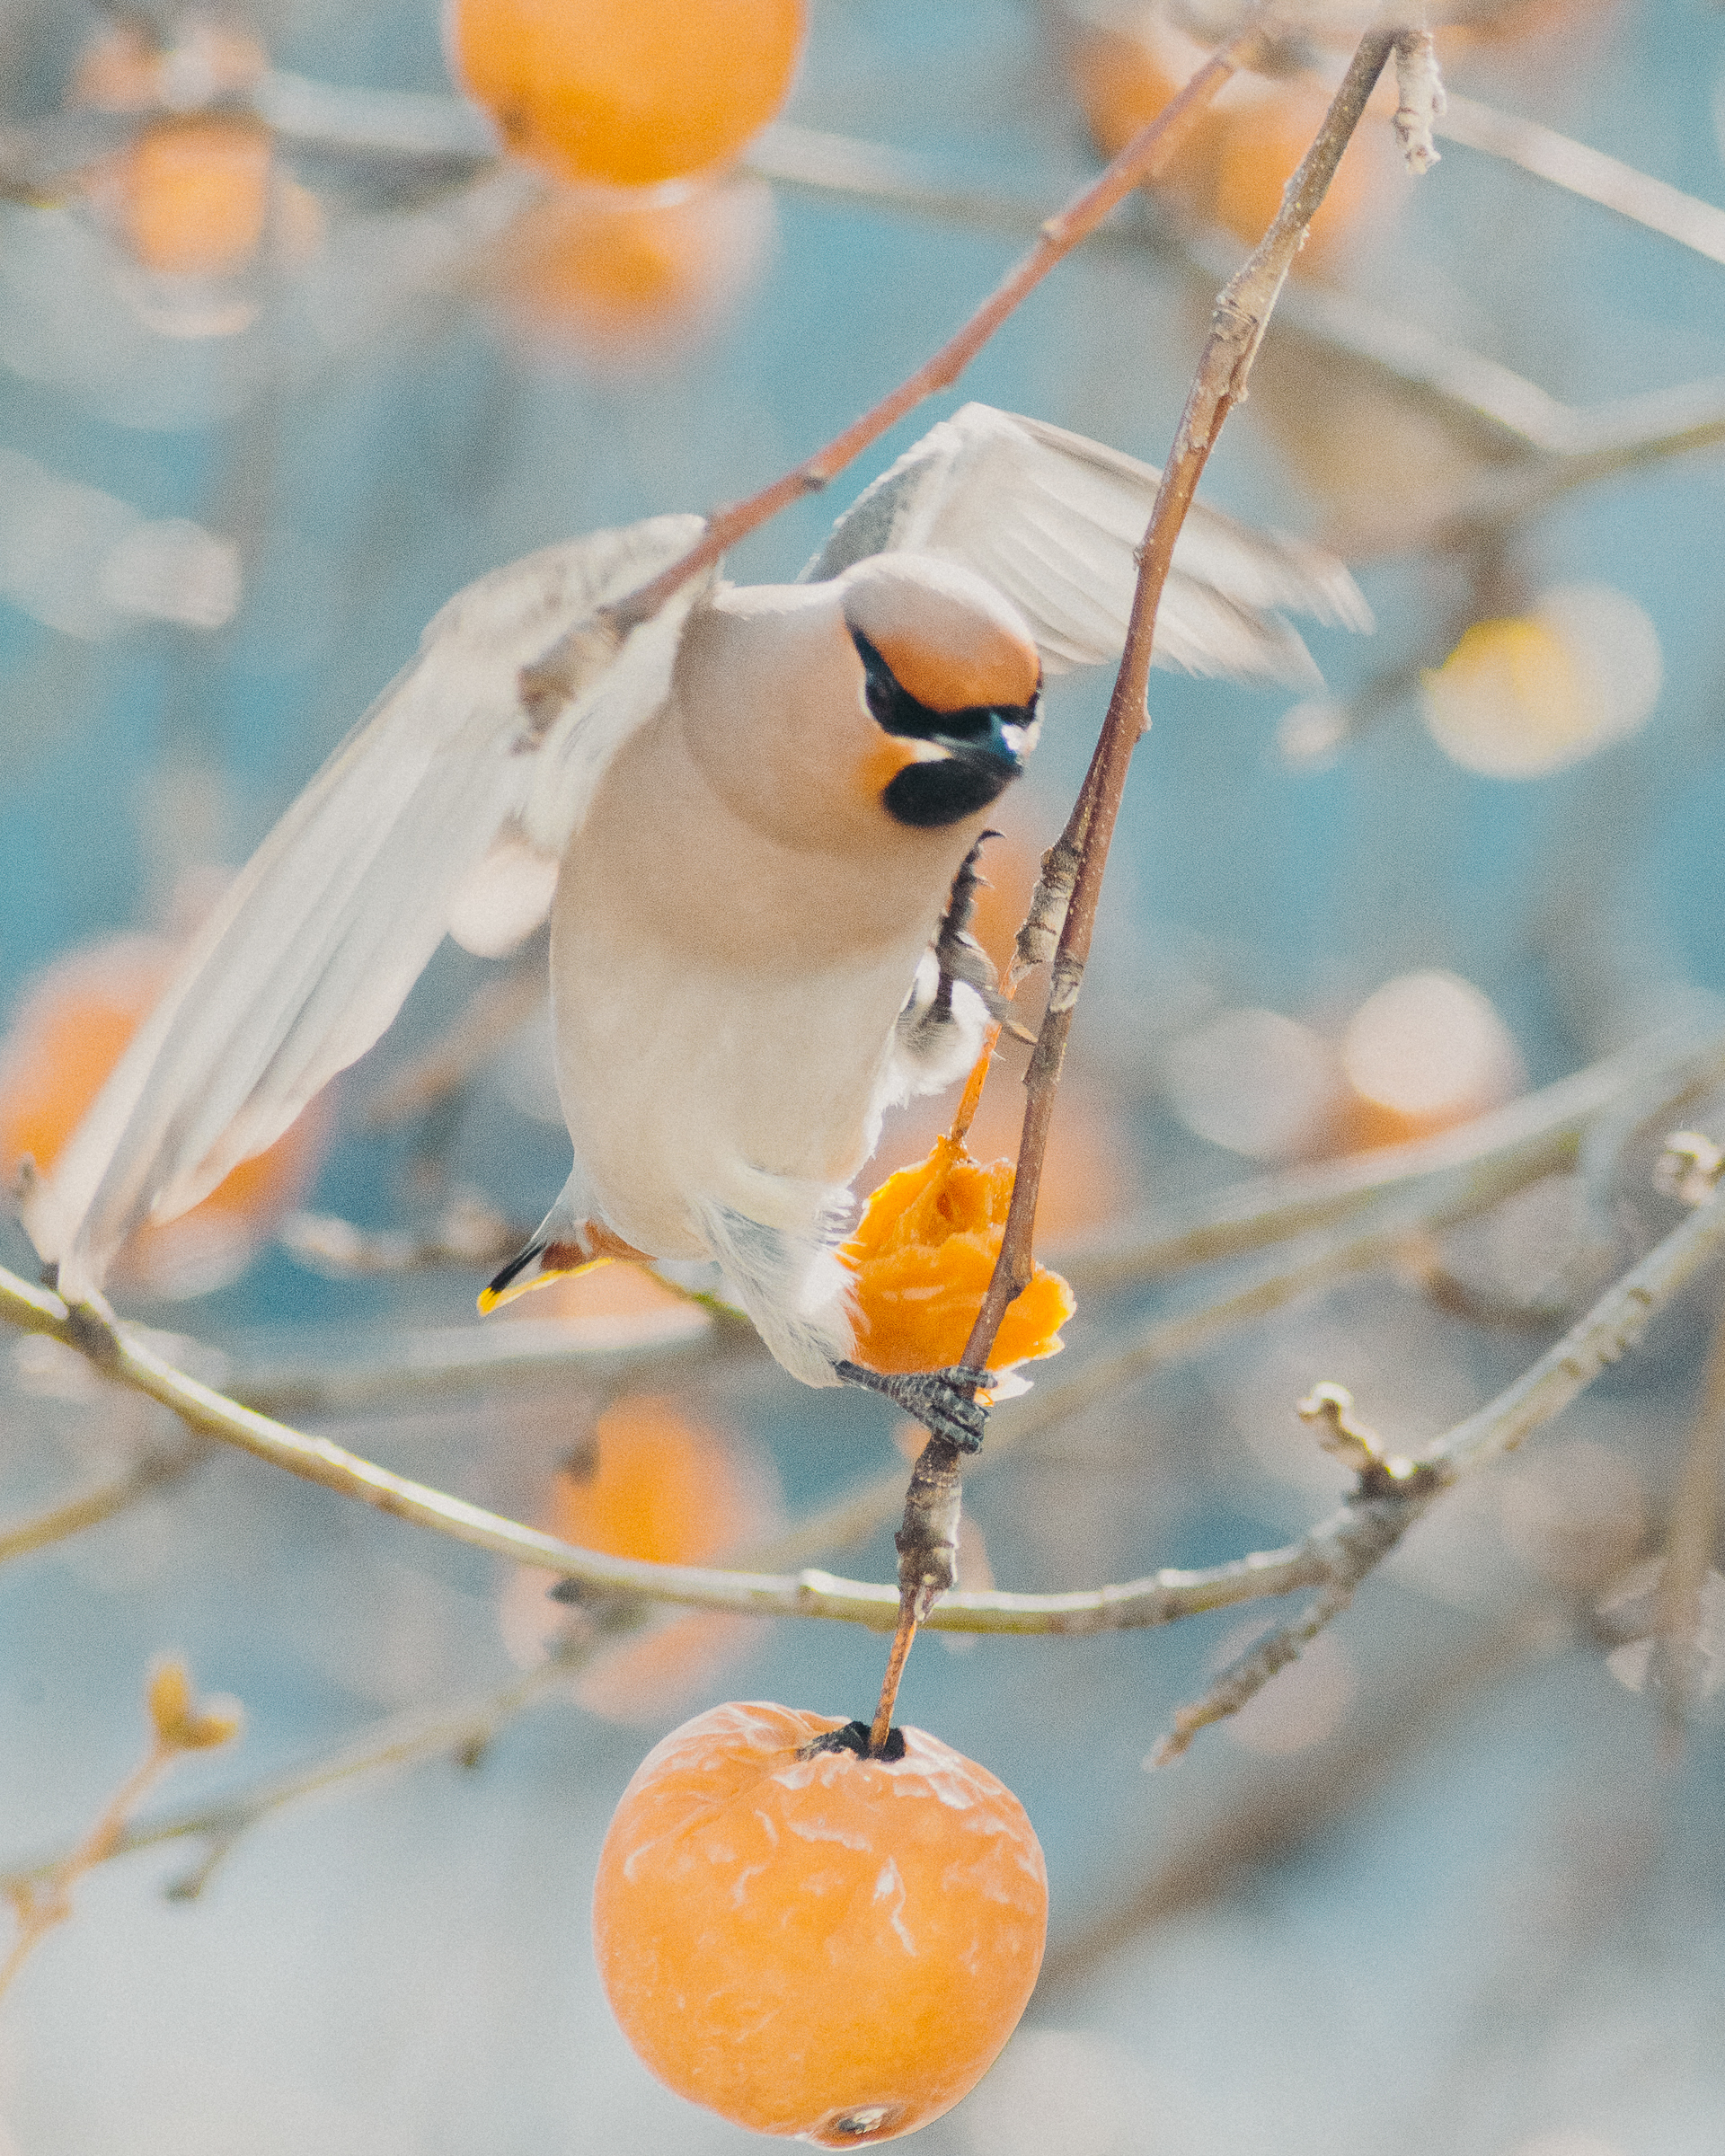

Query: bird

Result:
[22,402,1368,1448]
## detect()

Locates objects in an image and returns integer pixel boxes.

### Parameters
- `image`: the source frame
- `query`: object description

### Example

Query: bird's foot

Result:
[833,1360,990,1453]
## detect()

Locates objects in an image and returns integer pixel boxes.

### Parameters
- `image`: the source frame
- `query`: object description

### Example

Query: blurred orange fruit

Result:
[1336,969,1525,1150]
[484,179,774,367]
[842,1132,1075,1376]
[500,1394,775,1726]
[550,1394,763,1564]
[110,113,274,277]
[593,1699,1047,2145]
[1420,588,1662,780]
[1064,14,1391,270]
[448,0,806,189]
[0,935,328,1297]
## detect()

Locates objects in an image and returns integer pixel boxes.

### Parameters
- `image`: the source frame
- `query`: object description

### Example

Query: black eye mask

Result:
[851,629,1040,830]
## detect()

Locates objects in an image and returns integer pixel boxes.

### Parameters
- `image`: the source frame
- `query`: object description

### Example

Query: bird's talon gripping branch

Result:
[832,1360,990,1453]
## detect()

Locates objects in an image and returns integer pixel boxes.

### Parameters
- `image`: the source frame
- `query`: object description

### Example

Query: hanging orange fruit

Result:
[448,0,807,189]
[593,1699,1048,2145]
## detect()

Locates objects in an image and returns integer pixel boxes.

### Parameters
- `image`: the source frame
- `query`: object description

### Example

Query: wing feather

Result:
[800,402,1368,683]
[38,512,706,1298]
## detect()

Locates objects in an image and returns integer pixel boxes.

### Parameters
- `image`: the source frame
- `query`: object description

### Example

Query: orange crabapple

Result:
[592,1700,1048,2145]
[447,0,806,190]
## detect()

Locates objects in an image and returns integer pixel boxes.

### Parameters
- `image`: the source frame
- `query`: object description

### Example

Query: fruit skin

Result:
[593,1700,1048,2146]
[448,0,807,190]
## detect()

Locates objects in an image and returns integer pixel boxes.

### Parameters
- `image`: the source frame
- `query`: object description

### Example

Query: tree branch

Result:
[1151,1146,1725,1763]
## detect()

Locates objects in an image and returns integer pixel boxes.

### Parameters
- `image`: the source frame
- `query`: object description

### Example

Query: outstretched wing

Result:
[34,512,708,1301]
[800,402,1369,684]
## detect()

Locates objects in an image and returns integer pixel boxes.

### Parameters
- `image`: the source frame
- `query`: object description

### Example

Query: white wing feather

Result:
[37,512,706,1300]
[800,402,1369,683]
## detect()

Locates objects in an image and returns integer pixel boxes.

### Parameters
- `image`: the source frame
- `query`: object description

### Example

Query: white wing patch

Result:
[801,402,1369,685]
[37,513,706,1300]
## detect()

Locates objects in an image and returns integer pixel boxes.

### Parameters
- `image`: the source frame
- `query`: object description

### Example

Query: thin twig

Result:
[0,1438,207,1568]
[1437,92,1725,269]
[862,30,1411,1740]
[969,26,1401,1372]
[0,1643,590,1900]
[0,1660,238,1998]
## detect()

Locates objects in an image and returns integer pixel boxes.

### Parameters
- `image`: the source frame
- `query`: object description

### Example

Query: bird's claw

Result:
[833,1360,990,1453]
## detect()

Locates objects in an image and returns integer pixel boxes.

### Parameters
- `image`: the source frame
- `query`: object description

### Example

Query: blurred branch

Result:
[1649,1295,1725,1739]
[1152,1144,1725,1763]
[1039,1595,1571,1991]
[1436,92,1725,269]
[1,1660,237,1998]
[225,1301,744,1418]
[0,1436,207,1568]
[0,1641,589,1904]
[1057,1008,1725,1295]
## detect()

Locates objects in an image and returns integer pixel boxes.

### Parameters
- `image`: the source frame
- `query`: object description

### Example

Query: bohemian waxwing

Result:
[24,403,1367,1446]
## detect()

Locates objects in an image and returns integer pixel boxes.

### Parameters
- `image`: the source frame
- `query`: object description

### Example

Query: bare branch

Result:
[1151,1152,1725,1762]
[0,1437,208,1568]
[518,11,1274,710]
[1437,92,1725,269]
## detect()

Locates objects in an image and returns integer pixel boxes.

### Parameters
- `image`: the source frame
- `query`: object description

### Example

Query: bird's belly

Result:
[549,907,924,1257]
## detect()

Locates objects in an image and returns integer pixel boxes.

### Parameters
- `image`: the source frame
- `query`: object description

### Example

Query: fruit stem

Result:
[868,1598,920,1755]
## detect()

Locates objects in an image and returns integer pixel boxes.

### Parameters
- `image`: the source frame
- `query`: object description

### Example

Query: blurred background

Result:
[2,1,1724,2150]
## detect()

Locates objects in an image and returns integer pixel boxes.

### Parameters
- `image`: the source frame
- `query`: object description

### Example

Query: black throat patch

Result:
[852,629,1040,830]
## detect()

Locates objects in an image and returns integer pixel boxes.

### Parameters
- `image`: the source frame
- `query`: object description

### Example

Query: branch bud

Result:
[147,1657,244,1752]
[1654,1131,1725,1209]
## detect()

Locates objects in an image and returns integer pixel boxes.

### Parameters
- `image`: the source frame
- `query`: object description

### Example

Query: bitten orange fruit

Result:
[448,0,806,189]
[842,1131,1075,1377]
[0,935,328,1297]
[593,1700,1048,2144]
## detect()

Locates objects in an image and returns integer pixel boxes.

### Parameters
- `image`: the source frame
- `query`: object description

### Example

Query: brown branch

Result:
[866,30,1407,1739]
[514,14,1272,713]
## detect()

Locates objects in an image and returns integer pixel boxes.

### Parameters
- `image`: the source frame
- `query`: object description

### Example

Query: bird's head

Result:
[839,555,1042,829]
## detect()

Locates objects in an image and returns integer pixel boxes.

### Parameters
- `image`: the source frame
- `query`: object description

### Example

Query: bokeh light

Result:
[1421,585,1663,779]
[1340,968,1525,1144]
[1163,1007,1346,1161]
